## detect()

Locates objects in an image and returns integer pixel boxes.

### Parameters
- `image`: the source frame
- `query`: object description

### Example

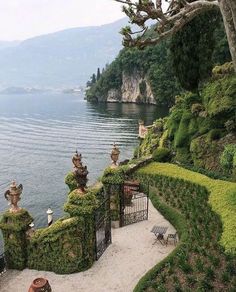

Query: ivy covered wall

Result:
[0,171,99,274]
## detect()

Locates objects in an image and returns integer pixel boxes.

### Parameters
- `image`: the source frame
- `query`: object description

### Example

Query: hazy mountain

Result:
[0,18,127,88]
[0,41,21,50]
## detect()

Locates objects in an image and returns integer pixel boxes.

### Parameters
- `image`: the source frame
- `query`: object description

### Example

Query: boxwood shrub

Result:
[133,162,236,291]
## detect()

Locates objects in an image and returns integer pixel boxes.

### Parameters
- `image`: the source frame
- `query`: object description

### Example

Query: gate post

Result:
[104,183,123,228]
[0,209,33,270]
[102,167,125,228]
[0,181,33,270]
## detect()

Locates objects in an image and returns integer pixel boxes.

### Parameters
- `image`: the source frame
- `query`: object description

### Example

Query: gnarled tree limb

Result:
[115,0,236,71]
[116,0,219,47]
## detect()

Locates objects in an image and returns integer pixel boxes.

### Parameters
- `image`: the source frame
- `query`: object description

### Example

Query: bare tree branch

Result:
[115,0,219,48]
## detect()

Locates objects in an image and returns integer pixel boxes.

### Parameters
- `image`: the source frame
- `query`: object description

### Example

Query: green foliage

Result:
[220,144,236,173]
[190,134,225,171]
[202,73,236,118]
[139,80,146,95]
[0,183,102,274]
[101,167,126,185]
[87,14,230,106]
[175,147,192,164]
[176,163,230,181]
[0,209,33,270]
[138,128,160,157]
[207,129,223,141]
[28,216,95,274]
[86,57,122,102]
[64,189,98,217]
[27,186,99,274]
[174,112,192,147]
[96,68,101,81]
[152,147,171,162]
[134,190,188,292]
[212,22,231,65]
[147,51,181,106]
[212,62,234,77]
[65,172,78,192]
[86,40,180,106]
[138,163,236,253]
[133,162,236,291]
[170,11,220,91]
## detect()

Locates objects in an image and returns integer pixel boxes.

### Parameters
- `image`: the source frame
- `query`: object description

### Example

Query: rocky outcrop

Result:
[121,72,156,104]
[107,89,121,102]
[106,71,156,104]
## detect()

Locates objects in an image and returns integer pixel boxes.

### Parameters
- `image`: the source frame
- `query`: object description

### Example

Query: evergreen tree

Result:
[170,11,220,92]
[96,68,101,81]
[92,73,96,84]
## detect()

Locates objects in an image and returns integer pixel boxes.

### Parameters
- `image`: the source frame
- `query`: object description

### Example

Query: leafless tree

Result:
[115,0,236,71]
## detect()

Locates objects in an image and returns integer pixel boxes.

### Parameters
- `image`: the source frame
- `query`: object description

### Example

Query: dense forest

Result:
[86,13,231,106]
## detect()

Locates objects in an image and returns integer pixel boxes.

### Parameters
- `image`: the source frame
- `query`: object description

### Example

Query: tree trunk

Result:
[219,0,236,72]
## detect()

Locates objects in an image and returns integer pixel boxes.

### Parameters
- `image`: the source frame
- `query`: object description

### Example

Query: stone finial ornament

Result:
[4,181,23,213]
[72,150,82,169]
[110,143,120,168]
[72,150,89,193]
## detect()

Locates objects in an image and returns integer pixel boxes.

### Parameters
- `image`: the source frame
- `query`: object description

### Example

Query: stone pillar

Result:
[0,181,33,270]
[0,209,33,270]
[102,167,125,228]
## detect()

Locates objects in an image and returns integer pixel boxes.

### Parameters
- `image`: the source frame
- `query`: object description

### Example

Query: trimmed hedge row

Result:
[140,163,236,254]
[133,162,236,291]
[134,190,188,292]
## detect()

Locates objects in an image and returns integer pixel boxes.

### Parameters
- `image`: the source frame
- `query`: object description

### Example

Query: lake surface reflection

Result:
[0,93,168,230]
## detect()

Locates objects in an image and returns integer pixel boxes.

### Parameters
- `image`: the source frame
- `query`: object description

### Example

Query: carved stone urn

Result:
[4,181,23,213]
[110,143,120,168]
[28,278,52,292]
[72,150,89,193]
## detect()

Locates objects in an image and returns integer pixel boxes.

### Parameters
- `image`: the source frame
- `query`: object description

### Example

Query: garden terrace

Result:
[133,162,236,291]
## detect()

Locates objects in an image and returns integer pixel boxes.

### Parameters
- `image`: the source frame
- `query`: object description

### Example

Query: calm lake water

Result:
[0,93,168,250]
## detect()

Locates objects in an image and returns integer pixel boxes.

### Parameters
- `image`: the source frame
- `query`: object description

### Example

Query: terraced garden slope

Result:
[133,162,236,291]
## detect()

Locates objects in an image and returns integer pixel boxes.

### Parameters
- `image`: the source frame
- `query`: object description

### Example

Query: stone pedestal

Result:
[0,209,33,270]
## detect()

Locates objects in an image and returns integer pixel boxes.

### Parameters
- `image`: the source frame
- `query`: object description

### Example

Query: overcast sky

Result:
[0,0,124,41]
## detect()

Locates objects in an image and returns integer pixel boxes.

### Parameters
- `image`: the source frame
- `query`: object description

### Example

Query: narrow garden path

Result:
[0,202,175,292]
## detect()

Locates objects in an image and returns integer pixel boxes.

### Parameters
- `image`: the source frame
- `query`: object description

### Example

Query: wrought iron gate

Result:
[94,197,111,260]
[120,182,149,227]
[0,253,6,274]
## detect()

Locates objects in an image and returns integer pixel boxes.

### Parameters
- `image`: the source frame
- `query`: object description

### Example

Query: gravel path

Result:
[0,202,175,292]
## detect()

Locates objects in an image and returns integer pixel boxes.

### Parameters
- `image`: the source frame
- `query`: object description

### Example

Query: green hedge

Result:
[139,163,236,253]
[27,216,95,274]
[133,162,236,291]
[134,190,188,292]
[0,181,102,274]
[64,189,98,217]
[152,147,171,162]
[0,209,33,270]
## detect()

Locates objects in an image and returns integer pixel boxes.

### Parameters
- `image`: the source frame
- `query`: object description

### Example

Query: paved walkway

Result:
[0,202,175,292]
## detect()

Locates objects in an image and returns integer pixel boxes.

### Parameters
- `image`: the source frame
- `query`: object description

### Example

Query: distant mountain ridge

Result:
[0,41,21,50]
[0,18,127,88]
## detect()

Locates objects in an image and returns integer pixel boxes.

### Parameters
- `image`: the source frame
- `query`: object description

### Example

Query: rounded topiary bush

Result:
[64,189,98,217]
[152,147,171,162]
[65,172,78,192]
[101,167,126,185]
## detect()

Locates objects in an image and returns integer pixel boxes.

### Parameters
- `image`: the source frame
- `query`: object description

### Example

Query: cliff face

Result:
[107,71,156,104]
